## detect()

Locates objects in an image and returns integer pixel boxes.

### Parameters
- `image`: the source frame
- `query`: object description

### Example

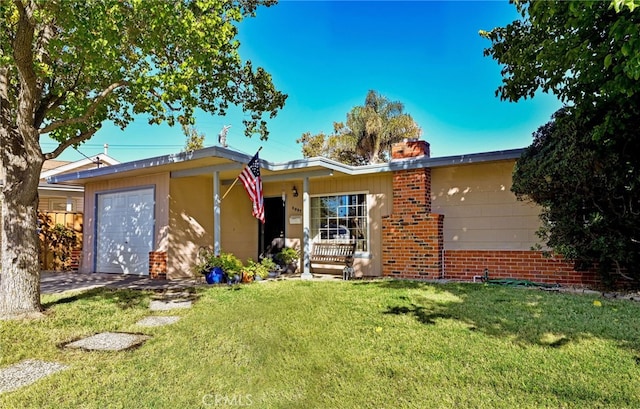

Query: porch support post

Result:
[213,171,221,256]
[301,176,313,280]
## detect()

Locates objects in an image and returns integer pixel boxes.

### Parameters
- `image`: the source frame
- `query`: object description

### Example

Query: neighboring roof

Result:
[42,159,72,172]
[40,154,120,180]
[47,146,524,186]
[0,155,116,192]
[38,182,85,198]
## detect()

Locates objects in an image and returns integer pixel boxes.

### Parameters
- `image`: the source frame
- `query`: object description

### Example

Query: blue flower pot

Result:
[205,267,225,284]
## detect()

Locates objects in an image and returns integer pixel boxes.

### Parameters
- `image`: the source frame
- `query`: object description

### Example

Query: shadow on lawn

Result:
[384,304,452,325]
[357,279,640,353]
[42,287,151,310]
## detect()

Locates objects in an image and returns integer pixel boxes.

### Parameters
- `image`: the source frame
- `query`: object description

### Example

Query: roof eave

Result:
[48,147,524,184]
[48,146,250,184]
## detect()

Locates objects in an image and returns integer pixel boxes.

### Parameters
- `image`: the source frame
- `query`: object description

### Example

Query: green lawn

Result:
[1,279,639,408]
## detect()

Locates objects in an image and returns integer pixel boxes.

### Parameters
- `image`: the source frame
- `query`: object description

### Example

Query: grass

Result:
[1,279,640,408]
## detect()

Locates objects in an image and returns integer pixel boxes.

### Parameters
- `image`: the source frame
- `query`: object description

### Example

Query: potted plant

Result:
[216,252,243,284]
[194,247,221,284]
[243,258,271,281]
[241,260,256,283]
[260,257,280,279]
[241,267,254,283]
[206,255,226,284]
[243,258,265,282]
[195,249,242,284]
[275,247,299,274]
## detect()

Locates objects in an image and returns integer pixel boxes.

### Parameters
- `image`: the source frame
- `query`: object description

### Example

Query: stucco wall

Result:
[168,176,214,279]
[168,176,305,277]
[431,161,541,251]
[219,180,262,263]
[80,173,169,274]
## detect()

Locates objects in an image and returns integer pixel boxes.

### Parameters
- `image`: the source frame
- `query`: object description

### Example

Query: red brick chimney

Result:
[382,139,444,279]
[391,139,430,160]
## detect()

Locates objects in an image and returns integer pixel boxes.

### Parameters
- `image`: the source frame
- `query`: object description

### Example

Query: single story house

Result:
[48,139,599,287]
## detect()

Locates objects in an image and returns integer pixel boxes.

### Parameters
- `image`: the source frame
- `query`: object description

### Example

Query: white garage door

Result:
[95,188,155,275]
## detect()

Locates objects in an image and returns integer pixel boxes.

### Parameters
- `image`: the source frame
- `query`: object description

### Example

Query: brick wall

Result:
[149,251,167,280]
[444,250,599,287]
[69,249,82,271]
[382,211,444,279]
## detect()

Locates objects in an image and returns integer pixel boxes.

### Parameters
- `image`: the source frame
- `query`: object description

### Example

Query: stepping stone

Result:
[64,332,150,351]
[135,316,181,327]
[149,299,192,311]
[0,359,68,394]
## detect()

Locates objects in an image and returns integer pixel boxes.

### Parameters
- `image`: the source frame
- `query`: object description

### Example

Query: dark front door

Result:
[259,196,286,258]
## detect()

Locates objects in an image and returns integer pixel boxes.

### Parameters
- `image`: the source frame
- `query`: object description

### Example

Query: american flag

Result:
[239,151,265,223]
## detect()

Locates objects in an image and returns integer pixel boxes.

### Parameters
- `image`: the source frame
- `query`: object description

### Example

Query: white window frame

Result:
[310,191,370,257]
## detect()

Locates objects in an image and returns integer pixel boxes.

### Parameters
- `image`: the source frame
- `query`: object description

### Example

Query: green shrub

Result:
[194,249,242,276]
[275,247,299,265]
[244,258,269,279]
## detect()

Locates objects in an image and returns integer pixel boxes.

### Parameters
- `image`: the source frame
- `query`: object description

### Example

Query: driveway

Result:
[40,272,200,294]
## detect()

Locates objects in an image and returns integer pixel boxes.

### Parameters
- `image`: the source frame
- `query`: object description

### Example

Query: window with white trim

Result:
[310,193,368,252]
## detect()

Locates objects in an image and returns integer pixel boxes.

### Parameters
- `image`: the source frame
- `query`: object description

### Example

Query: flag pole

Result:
[221,178,239,200]
[221,147,262,200]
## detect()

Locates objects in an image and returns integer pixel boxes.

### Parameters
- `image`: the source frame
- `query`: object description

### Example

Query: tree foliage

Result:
[297,90,421,165]
[1,0,286,147]
[484,1,640,284]
[0,0,286,317]
[512,106,640,283]
[481,1,640,139]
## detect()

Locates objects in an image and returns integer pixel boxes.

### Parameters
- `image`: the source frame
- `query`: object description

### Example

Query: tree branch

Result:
[35,60,84,128]
[150,89,179,111]
[13,0,38,129]
[39,80,128,134]
[43,126,99,160]
[34,89,60,128]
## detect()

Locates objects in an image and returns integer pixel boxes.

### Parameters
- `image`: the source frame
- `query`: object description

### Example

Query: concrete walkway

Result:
[40,270,346,295]
[40,272,200,294]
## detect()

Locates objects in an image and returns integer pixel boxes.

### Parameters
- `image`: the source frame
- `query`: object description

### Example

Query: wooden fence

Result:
[39,211,83,271]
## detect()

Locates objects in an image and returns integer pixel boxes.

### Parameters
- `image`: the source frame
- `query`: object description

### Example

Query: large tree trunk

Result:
[0,128,43,319]
[0,3,45,319]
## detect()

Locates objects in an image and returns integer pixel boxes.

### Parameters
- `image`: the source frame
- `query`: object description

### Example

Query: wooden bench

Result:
[310,242,357,280]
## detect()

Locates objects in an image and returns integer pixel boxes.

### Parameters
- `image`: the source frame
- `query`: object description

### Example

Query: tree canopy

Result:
[483,0,640,284]
[297,90,421,165]
[481,0,640,139]
[512,106,640,282]
[0,0,286,318]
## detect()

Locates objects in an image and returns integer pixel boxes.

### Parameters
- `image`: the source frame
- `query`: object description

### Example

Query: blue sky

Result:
[46,0,562,164]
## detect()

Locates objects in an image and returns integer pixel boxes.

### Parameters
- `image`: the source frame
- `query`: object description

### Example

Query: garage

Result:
[95,187,155,275]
